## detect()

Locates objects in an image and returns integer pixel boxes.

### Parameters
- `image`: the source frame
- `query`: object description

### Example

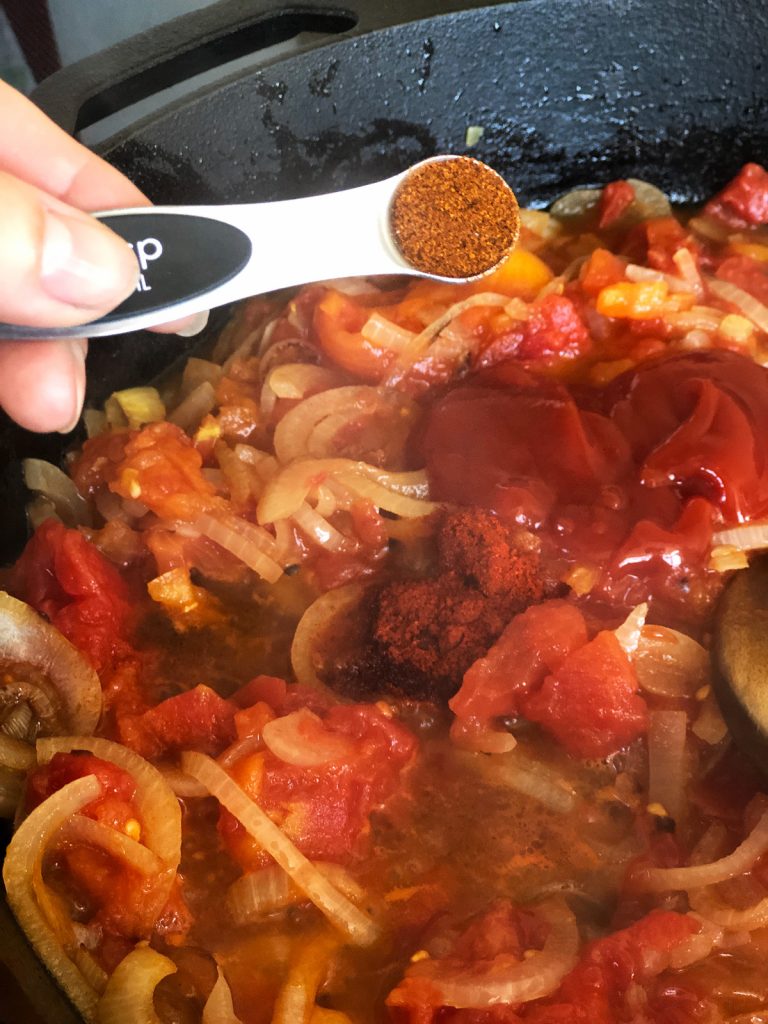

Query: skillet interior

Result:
[0,0,767,1017]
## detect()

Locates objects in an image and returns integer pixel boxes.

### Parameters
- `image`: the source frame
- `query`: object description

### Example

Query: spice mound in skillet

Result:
[390,155,520,278]
[7,162,768,1024]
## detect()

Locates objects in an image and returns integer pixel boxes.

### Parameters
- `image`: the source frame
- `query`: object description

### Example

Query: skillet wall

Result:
[1,0,767,563]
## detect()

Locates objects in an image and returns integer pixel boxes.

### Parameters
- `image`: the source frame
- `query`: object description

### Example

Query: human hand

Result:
[0,81,207,434]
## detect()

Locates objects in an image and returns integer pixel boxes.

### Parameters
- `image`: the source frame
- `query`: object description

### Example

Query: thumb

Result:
[0,170,139,330]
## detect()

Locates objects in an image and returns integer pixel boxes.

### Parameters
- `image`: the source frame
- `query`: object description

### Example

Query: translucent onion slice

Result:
[272,931,339,1024]
[273,385,418,465]
[0,765,23,817]
[0,591,102,735]
[708,278,768,334]
[0,733,35,771]
[167,381,217,432]
[22,458,91,528]
[3,774,102,1021]
[666,914,722,969]
[267,364,344,400]
[258,459,430,524]
[56,815,163,876]
[159,764,209,798]
[476,753,576,814]
[291,583,365,691]
[634,810,768,892]
[262,709,357,767]
[95,942,176,1024]
[181,752,379,946]
[194,512,284,584]
[292,503,358,554]
[689,885,768,932]
[712,520,768,551]
[647,709,688,824]
[226,862,365,925]
[633,625,710,698]
[333,471,438,519]
[691,691,728,746]
[393,293,509,367]
[37,737,181,871]
[361,313,415,351]
[203,966,243,1024]
[393,899,577,1009]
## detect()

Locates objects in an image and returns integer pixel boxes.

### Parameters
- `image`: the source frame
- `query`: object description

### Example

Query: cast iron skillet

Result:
[1,0,767,1019]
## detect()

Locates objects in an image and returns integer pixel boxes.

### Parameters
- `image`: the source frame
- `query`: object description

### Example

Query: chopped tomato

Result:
[715,253,768,305]
[477,295,590,367]
[643,217,693,274]
[219,701,416,868]
[704,162,768,229]
[11,519,134,675]
[313,289,395,382]
[579,248,627,296]
[117,684,237,759]
[524,911,700,1024]
[450,600,588,730]
[523,630,647,759]
[109,421,221,522]
[598,180,635,229]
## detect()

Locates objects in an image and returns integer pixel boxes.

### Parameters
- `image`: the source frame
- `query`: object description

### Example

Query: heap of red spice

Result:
[372,508,549,699]
[390,156,520,279]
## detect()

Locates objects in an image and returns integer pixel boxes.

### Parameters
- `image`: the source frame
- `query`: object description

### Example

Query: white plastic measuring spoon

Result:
[0,156,519,341]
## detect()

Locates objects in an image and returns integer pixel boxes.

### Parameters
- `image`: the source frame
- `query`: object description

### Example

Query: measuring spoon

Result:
[0,156,518,341]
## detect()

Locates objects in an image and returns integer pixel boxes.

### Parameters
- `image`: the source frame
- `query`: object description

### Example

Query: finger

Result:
[0,171,139,328]
[0,80,149,211]
[151,311,211,337]
[0,338,86,433]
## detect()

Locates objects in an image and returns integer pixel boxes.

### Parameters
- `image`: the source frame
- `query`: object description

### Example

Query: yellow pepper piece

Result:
[476,248,553,300]
[730,242,768,263]
[147,567,225,632]
[596,280,694,320]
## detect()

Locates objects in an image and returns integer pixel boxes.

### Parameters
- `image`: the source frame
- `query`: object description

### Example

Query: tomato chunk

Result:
[523,631,647,759]
[117,684,237,759]
[11,519,133,674]
[704,162,768,229]
[598,180,635,229]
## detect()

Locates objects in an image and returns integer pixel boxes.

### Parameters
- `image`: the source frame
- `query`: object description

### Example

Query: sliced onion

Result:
[647,709,688,824]
[0,765,23,817]
[688,885,768,931]
[203,966,243,1024]
[691,691,728,746]
[292,503,358,553]
[227,861,365,925]
[167,381,217,432]
[258,459,430,524]
[181,752,379,946]
[195,512,284,584]
[22,459,91,528]
[391,899,578,1009]
[708,277,768,334]
[56,815,162,876]
[468,751,576,814]
[0,591,102,735]
[181,356,223,396]
[334,471,438,519]
[712,520,768,551]
[3,774,103,1021]
[158,764,209,798]
[95,942,176,1024]
[273,386,418,465]
[550,188,601,223]
[0,733,34,771]
[633,625,710,698]
[272,931,338,1024]
[392,293,509,368]
[291,583,366,690]
[614,603,648,655]
[266,363,344,400]
[361,313,416,351]
[449,718,517,755]
[262,709,357,767]
[672,248,704,298]
[37,737,181,872]
[634,810,768,892]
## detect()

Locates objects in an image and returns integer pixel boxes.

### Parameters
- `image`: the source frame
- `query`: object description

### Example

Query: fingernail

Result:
[175,310,210,337]
[41,210,139,311]
[56,339,87,434]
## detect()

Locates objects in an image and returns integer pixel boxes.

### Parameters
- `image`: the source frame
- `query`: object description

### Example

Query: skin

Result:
[0,81,206,434]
